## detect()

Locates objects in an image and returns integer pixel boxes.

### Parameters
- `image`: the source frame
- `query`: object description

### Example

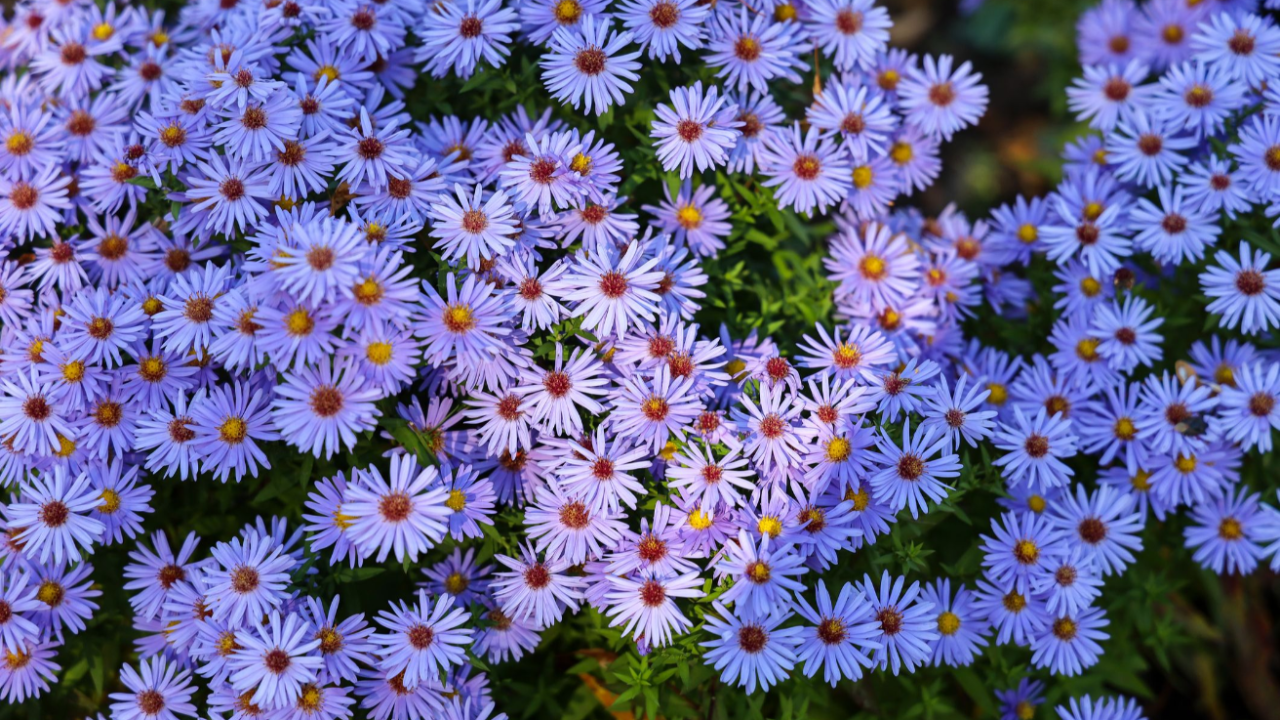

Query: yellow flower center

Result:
[98,489,121,514]
[825,437,852,463]
[890,140,913,164]
[675,205,702,229]
[852,165,874,189]
[937,611,960,636]
[219,417,247,444]
[1175,454,1197,473]
[1017,223,1038,243]
[757,516,782,538]
[366,341,393,365]
[987,382,1008,405]
[285,308,314,336]
[688,508,714,530]
[1027,494,1047,514]
[445,490,467,512]
[62,360,85,382]
[314,64,340,84]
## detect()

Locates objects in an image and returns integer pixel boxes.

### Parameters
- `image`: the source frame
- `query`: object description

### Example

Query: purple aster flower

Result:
[421,548,493,606]
[1106,111,1194,188]
[808,81,899,162]
[921,374,997,450]
[191,381,279,483]
[229,612,323,712]
[1034,547,1104,618]
[1201,243,1280,335]
[996,678,1046,720]
[1129,183,1219,265]
[133,390,202,482]
[993,407,1078,492]
[419,0,519,79]
[803,0,890,72]
[1066,60,1154,132]
[720,530,808,619]
[617,0,708,62]
[726,90,785,174]
[982,506,1067,591]
[1030,606,1108,676]
[651,81,741,178]
[1135,371,1217,457]
[0,368,75,457]
[500,130,583,219]
[345,455,451,564]
[759,122,852,217]
[123,530,202,621]
[1154,59,1245,139]
[1184,487,1265,575]
[1051,484,1144,576]
[205,533,294,626]
[734,382,806,477]
[858,571,938,675]
[515,343,608,437]
[7,467,104,566]
[271,358,382,460]
[1076,382,1148,476]
[792,579,880,684]
[373,590,472,687]
[491,542,586,629]
[706,8,809,94]
[922,578,988,667]
[0,639,59,702]
[302,595,376,685]
[644,182,732,258]
[973,578,1048,647]
[604,570,702,648]
[0,569,39,655]
[898,53,988,140]
[541,15,641,116]
[1179,156,1251,219]
[474,602,542,663]
[335,108,414,191]
[867,419,960,519]
[0,164,71,242]
[558,239,664,339]
[609,366,702,451]
[1091,294,1164,373]
[700,600,801,693]
[428,183,518,268]
[1217,362,1280,452]
[108,655,197,720]
[152,262,232,353]
[418,272,511,365]
[1191,10,1280,87]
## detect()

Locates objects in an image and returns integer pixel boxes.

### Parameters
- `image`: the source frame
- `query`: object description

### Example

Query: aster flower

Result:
[271,359,382,460]
[1051,484,1144,576]
[1191,10,1280,87]
[921,374,996,450]
[0,164,72,241]
[643,182,732,257]
[191,381,279,483]
[1135,371,1217,457]
[759,123,852,217]
[804,0,890,72]
[866,419,960,519]
[701,601,802,693]
[1091,295,1164,373]
[345,455,451,564]
[373,590,472,687]
[993,407,1078,492]
[559,239,664,339]
[0,639,59,702]
[1184,488,1265,575]
[706,8,809,94]
[123,530,203,621]
[858,571,938,675]
[418,272,511,365]
[419,0,519,79]
[1030,606,1108,676]
[7,467,105,566]
[898,54,988,140]
[205,533,295,626]
[0,571,40,655]
[541,15,641,116]
[982,506,1065,590]
[1217,362,1280,452]
[792,579,881,685]
[1129,183,1219,265]
[1066,60,1154,132]
[0,368,76,457]
[922,579,988,667]
[515,343,608,437]
[492,543,586,629]
[428,183,518,269]
[1201,243,1280,335]
[719,530,808,620]
[735,381,807,476]
[617,0,708,62]
[825,222,921,318]
[229,612,323,711]
[605,570,702,648]
[500,130,583,219]
[996,678,1046,720]
[108,655,198,720]
[651,81,741,178]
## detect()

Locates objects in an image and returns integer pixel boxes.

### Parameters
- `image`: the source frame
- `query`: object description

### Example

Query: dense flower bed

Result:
[0,0,1278,718]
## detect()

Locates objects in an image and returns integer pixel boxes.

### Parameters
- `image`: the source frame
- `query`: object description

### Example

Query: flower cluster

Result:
[0,0,1277,716]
